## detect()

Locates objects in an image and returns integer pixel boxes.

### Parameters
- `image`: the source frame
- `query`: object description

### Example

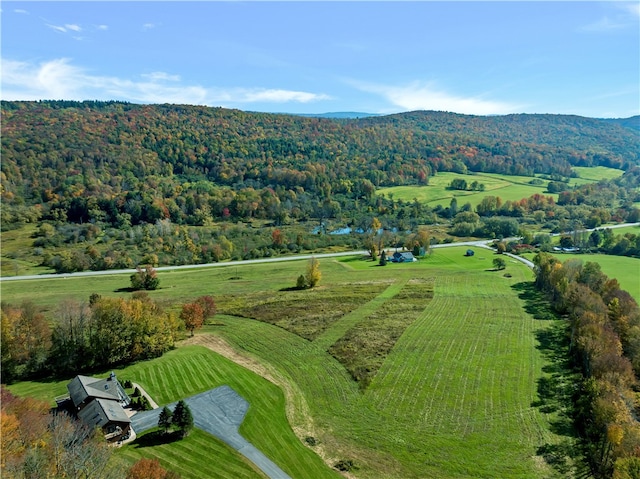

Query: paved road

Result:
[0,250,369,282]
[131,386,291,479]
[2,222,637,282]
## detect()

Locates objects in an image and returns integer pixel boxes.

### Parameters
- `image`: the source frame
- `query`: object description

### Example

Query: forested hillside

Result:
[2,101,639,273]
[2,101,638,211]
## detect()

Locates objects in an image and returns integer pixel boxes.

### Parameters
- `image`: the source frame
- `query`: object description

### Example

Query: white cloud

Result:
[0,57,331,107]
[65,24,82,32]
[353,80,520,115]
[141,72,181,82]
[14,9,28,14]
[236,89,331,103]
[96,24,109,31]
[579,3,639,33]
[142,23,156,30]
[622,2,640,18]
[2,58,84,100]
[46,23,67,33]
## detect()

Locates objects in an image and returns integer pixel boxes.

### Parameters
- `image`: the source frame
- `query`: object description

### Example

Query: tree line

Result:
[1,294,215,383]
[533,253,640,477]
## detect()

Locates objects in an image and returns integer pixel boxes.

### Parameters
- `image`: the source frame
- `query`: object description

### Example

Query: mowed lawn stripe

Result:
[217,316,359,408]
[358,264,551,477]
[313,279,406,351]
[117,428,266,479]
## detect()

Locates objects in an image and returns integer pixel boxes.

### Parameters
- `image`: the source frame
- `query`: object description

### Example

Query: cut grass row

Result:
[328,278,434,389]
[5,248,565,478]
[115,428,267,479]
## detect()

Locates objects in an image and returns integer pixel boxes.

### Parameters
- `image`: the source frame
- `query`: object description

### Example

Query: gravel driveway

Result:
[130,385,291,479]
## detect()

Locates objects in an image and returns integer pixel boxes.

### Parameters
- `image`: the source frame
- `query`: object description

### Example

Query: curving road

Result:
[1,222,637,282]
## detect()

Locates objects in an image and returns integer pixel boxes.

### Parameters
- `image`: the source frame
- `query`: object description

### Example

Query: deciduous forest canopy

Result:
[2,101,638,219]
[2,101,639,273]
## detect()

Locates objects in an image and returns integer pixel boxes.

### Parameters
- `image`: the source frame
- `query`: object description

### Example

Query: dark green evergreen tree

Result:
[158,406,173,434]
[172,400,194,437]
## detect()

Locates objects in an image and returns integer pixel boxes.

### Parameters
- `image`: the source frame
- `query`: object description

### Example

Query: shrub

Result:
[334,459,357,472]
[130,265,160,291]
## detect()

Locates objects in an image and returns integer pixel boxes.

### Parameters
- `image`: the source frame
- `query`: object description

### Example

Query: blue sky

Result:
[2,1,639,118]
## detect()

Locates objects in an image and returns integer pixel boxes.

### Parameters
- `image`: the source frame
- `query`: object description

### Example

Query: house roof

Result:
[67,374,126,407]
[78,397,131,428]
[394,252,414,258]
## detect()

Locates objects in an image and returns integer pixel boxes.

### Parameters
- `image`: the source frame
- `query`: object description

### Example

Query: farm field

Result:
[4,248,569,478]
[522,252,640,302]
[571,166,625,182]
[377,167,624,208]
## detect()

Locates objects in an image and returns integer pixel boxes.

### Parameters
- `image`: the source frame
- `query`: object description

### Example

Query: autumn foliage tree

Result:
[305,257,321,288]
[1,301,51,380]
[180,295,216,336]
[130,265,160,291]
[1,387,117,478]
[180,302,204,337]
[533,253,640,477]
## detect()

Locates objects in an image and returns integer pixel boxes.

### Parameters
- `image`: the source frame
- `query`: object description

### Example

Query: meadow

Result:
[377,167,624,208]
[4,247,570,478]
[523,251,640,302]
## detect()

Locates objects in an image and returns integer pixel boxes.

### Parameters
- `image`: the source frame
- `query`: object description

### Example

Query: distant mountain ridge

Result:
[291,111,382,119]
[602,115,640,131]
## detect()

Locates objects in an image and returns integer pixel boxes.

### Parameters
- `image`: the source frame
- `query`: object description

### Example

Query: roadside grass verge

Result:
[328,278,434,389]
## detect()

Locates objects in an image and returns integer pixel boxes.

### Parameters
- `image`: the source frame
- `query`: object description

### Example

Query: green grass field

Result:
[4,248,570,478]
[523,252,640,302]
[377,167,624,208]
[571,166,625,182]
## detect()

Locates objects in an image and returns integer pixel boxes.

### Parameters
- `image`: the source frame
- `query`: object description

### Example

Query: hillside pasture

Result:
[4,249,569,478]
[377,172,547,208]
[205,250,565,478]
[571,166,624,182]
[377,167,624,208]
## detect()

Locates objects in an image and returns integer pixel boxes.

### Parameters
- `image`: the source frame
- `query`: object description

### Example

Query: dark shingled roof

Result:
[68,375,120,407]
[78,397,131,428]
